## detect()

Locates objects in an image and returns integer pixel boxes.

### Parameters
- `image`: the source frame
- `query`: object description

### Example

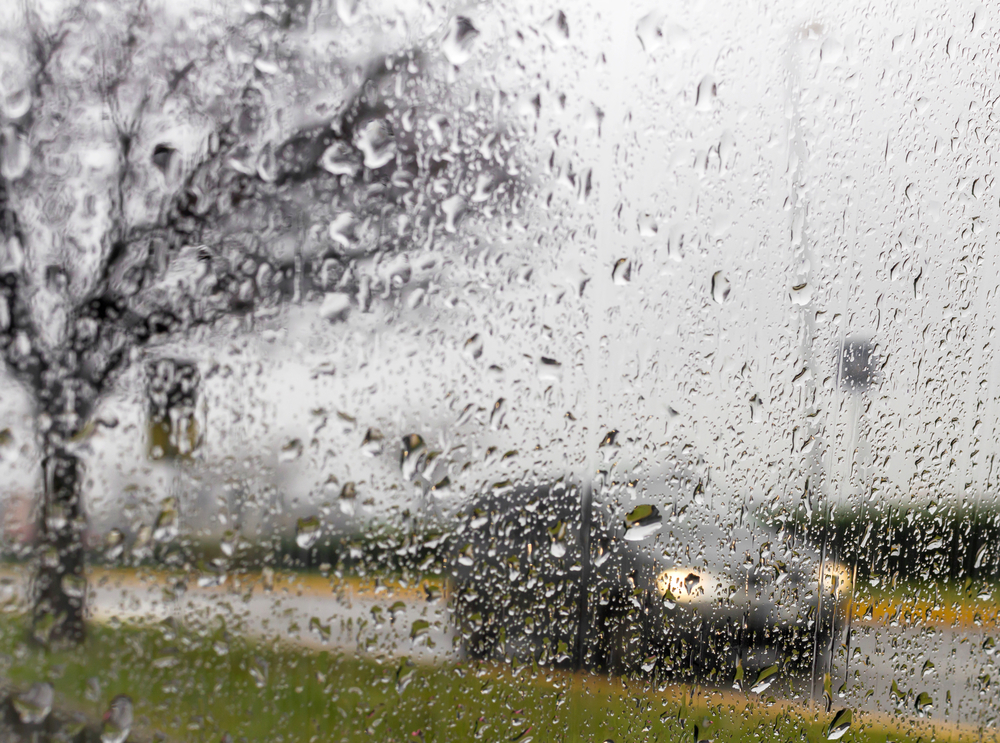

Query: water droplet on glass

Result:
[319,292,352,322]
[549,520,568,558]
[410,619,430,642]
[695,75,717,111]
[790,282,813,306]
[336,0,361,25]
[711,271,731,304]
[464,334,483,360]
[682,572,700,595]
[471,172,496,202]
[279,438,304,462]
[354,119,396,169]
[636,12,665,53]
[151,143,177,177]
[750,664,779,694]
[320,141,361,176]
[538,357,562,383]
[104,528,125,561]
[826,709,852,740]
[442,16,479,67]
[3,88,31,120]
[221,530,236,558]
[13,682,54,725]
[623,504,662,542]
[0,127,30,180]
[101,695,133,743]
[152,497,178,542]
[442,195,465,233]
[490,398,506,430]
[612,258,631,285]
[637,214,658,236]
[339,481,357,514]
[542,11,570,46]
[599,430,618,448]
[329,212,359,249]
[249,658,268,689]
[296,516,322,549]
[362,428,384,456]
[914,692,933,714]
[401,434,427,481]
[61,573,86,599]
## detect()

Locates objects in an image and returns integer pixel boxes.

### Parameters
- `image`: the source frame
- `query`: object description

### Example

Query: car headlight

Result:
[655,568,724,606]
[814,560,852,597]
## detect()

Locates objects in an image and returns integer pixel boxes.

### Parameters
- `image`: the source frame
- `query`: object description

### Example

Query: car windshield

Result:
[0,0,997,741]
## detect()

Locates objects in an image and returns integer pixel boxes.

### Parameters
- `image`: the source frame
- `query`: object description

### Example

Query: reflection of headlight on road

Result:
[814,561,852,596]
[656,568,723,605]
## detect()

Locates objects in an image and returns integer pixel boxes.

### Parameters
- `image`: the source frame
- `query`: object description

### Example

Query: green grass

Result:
[0,614,987,743]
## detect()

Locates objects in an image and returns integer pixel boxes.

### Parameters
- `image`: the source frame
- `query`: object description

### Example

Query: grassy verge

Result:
[0,613,992,743]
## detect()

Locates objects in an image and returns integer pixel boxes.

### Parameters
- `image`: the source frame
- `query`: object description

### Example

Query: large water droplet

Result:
[790,282,813,306]
[623,504,662,542]
[329,212,358,249]
[296,516,321,549]
[442,16,479,66]
[152,497,178,542]
[104,528,125,561]
[101,695,133,743]
[442,195,466,233]
[612,258,631,285]
[336,0,361,25]
[354,119,396,169]
[682,572,700,595]
[637,214,658,236]
[319,292,351,322]
[490,398,506,430]
[549,520,568,557]
[13,683,54,725]
[542,11,570,46]
[320,141,360,176]
[3,88,31,120]
[410,619,430,643]
[279,438,304,462]
[711,271,731,304]
[751,664,779,694]
[826,709,852,740]
[401,434,427,481]
[914,692,933,714]
[362,428,384,456]
[1,127,30,180]
[695,75,717,111]
[636,12,665,53]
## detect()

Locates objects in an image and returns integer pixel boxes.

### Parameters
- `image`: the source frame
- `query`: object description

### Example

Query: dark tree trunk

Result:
[31,449,86,646]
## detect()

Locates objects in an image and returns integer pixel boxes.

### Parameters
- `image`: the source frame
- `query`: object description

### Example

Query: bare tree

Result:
[0,0,517,645]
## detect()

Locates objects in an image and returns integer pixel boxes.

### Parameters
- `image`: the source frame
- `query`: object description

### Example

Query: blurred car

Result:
[448,481,851,682]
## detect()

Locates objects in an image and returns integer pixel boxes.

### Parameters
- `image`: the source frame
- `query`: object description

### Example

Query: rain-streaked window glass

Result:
[0,0,997,741]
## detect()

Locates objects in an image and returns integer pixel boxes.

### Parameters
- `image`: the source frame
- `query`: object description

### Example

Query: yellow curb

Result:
[3,565,993,631]
[84,566,440,604]
[851,594,998,630]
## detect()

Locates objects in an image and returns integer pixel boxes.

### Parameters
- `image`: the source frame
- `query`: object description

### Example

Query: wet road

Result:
[2,570,996,730]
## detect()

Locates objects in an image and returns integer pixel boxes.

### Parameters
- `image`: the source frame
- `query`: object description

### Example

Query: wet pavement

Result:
[79,572,1000,730]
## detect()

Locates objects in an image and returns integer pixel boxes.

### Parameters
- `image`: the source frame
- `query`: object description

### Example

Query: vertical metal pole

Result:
[574,478,593,671]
